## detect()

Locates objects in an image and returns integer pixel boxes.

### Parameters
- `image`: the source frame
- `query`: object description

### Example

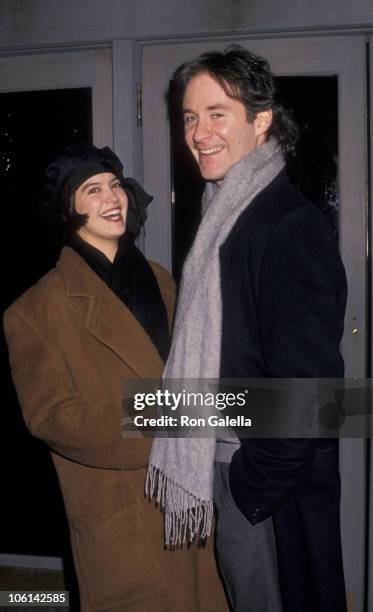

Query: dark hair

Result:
[172,45,298,154]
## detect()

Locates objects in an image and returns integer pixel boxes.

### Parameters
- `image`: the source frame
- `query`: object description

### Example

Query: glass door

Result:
[0,48,113,560]
[143,36,367,610]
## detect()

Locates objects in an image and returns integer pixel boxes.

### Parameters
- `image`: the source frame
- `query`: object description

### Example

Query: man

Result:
[147,46,347,612]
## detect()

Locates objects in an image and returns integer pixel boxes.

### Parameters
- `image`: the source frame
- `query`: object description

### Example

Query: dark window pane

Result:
[0,88,92,302]
[1,88,92,557]
[170,76,338,283]
[276,76,339,233]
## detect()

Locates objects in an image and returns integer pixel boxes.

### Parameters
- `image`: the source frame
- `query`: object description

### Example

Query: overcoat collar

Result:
[56,246,164,380]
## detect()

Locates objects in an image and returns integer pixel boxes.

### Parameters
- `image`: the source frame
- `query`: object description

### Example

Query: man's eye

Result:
[212,113,224,119]
[184,115,196,124]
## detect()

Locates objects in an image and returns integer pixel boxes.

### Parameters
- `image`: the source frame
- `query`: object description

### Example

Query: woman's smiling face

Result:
[74,172,128,257]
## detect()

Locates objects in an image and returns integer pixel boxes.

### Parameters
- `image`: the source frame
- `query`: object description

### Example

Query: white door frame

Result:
[0,42,145,200]
[368,35,373,612]
[0,47,113,147]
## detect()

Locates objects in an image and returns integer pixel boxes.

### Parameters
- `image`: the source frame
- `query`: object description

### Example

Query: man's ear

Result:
[254,109,273,140]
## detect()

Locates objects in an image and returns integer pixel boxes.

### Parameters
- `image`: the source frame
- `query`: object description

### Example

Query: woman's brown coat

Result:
[4,247,227,612]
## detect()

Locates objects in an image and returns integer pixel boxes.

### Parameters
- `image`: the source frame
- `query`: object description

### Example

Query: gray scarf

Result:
[146,138,285,546]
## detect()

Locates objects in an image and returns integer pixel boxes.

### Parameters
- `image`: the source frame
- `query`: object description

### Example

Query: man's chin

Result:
[199,168,226,183]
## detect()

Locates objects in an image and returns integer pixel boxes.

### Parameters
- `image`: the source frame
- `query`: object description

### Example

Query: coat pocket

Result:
[71,502,166,609]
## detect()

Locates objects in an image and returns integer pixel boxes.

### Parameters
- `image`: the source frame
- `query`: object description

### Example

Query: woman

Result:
[4,144,227,612]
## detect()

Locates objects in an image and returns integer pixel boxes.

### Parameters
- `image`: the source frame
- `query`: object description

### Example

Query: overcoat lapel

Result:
[56,247,164,379]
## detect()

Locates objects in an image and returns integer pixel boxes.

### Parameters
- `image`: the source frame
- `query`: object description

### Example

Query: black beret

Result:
[43,143,152,235]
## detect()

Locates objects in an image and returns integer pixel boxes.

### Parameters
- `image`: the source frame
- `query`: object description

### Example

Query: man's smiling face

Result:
[182,72,270,184]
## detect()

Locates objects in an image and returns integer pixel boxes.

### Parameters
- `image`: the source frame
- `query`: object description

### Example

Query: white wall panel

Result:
[0,0,373,51]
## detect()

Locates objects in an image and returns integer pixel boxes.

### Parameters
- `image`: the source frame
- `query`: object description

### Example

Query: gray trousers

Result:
[213,462,283,612]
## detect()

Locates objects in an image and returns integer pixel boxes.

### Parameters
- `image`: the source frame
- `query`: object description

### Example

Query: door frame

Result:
[0,46,113,147]
[368,35,373,612]
[0,40,144,210]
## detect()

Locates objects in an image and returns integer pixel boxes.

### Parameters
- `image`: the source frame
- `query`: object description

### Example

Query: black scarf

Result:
[69,234,170,361]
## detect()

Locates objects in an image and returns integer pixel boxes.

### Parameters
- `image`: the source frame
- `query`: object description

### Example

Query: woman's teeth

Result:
[101,208,121,220]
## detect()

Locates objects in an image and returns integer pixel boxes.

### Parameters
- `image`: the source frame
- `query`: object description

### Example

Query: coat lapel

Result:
[56,247,164,380]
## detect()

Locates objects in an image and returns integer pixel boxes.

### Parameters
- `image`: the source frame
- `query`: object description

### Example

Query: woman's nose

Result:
[106,188,119,202]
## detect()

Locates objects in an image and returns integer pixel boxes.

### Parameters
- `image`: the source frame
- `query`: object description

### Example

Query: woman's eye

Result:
[88,187,99,194]
[113,182,122,189]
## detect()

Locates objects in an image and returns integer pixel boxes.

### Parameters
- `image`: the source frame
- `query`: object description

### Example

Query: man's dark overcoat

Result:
[220,170,347,612]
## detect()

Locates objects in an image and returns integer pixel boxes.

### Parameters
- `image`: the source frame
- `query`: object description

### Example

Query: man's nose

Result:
[193,118,212,143]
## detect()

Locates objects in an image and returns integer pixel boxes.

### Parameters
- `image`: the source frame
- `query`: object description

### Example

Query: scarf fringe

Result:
[146,463,213,547]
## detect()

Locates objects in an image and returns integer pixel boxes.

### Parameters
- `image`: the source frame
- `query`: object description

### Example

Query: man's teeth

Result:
[199,146,224,155]
[101,208,121,218]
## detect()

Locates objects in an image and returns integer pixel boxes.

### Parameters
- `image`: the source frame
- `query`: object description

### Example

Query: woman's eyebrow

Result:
[81,181,101,192]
